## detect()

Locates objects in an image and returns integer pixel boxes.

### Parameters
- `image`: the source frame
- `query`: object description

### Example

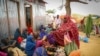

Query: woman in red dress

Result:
[51,15,80,48]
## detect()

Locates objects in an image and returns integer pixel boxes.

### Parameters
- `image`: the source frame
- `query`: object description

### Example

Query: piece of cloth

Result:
[36,40,43,48]
[27,26,33,35]
[54,47,66,56]
[14,28,21,40]
[47,34,56,45]
[8,47,26,56]
[25,35,36,56]
[17,36,23,44]
[51,15,79,48]
[39,25,46,31]
[20,39,26,49]
[45,27,52,34]
[0,51,7,56]
[69,50,80,56]
[33,47,48,56]
[52,20,56,29]
[55,18,62,27]
[22,29,27,38]
[39,30,47,39]
[64,33,72,45]
[14,28,22,48]
[64,41,78,55]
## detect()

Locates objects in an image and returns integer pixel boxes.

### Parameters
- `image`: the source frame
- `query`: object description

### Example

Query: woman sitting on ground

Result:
[0,37,26,56]
[25,33,36,56]
[33,32,48,56]
[0,38,16,53]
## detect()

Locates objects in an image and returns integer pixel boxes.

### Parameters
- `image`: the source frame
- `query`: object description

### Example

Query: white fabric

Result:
[20,39,26,49]
[55,18,61,25]
[54,18,62,28]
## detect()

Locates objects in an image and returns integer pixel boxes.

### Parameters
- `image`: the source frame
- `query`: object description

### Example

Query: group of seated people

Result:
[0,15,80,56]
[0,24,57,56]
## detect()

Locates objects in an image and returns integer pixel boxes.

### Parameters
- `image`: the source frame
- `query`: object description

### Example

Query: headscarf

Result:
[0,51,7,56]
[27,26,33,35]
[52,15,79,48]
[14,28,21,40]
[39,25,45,31]
[25,35,36,56]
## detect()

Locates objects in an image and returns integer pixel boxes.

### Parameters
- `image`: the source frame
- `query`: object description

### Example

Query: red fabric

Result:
[52,15,80,48]
[36,40,43,48]
[17,36,23,44]
[27,26,33,35]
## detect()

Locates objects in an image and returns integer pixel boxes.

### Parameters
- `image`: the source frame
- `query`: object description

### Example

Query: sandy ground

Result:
[79,32,100,56]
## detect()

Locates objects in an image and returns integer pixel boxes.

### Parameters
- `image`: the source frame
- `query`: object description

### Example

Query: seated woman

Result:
[22,29,27,39]
[14,28,21,40]
[33,32,48,56]
[14,28,22,48]
[39,29,47,39]
[45,24,53,34]
[25,34,36,56]
[32,31,47,48]
[39,25,46,31]
[0,37,26,56]
[0,38,16,56]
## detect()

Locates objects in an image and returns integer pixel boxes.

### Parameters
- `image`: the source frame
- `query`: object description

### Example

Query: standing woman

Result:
[52,15,79,48]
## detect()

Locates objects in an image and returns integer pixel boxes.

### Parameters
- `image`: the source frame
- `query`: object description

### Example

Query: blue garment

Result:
[22,29,27,38]
[83,37,89,43]
[14,28,21,48]
[39,30,47,39]
[33,47,48,56]
[39,25,45,31]
[14,28,21,40]
[45,27,52,34]
[47,34,56,45]
[25,35,36,56]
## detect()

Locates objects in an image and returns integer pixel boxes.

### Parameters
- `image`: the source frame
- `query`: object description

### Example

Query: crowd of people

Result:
[0,15,80,56]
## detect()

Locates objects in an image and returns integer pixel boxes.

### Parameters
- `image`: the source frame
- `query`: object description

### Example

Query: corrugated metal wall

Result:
[0,0,9,38]
[19,0,26,30]
[0,0,20,38]
[32,2,46,30]
[7,0,19,36]
[0,0,46,38]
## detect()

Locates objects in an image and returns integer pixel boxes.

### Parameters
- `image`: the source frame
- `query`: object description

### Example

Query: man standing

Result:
[54,15,62,29]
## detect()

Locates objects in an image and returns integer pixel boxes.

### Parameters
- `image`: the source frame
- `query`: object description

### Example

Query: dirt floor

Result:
[79,32,100,56]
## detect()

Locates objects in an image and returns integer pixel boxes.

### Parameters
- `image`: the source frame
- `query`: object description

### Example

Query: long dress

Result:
[51,15,80,48]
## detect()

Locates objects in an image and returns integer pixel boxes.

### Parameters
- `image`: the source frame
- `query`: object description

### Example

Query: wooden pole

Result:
[17,2,22,35]
[65,0,71,15]
[5,0,11,39]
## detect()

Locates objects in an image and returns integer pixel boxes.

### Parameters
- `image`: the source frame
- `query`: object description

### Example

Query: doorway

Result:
[25,4,33,27]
